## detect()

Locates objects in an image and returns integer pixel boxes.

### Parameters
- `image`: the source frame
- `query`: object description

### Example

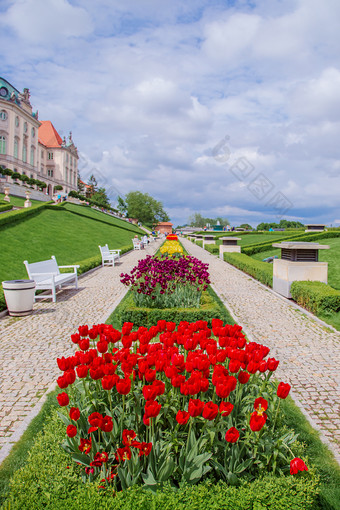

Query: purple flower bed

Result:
[120,255,211,308]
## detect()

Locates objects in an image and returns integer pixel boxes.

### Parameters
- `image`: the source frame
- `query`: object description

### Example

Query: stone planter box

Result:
[219,237,241,259]
[272,242,329,298]
[203,235,215,248]
[305,224,326,233]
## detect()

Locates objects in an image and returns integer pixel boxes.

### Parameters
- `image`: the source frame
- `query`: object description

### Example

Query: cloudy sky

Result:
[1,0,340,227]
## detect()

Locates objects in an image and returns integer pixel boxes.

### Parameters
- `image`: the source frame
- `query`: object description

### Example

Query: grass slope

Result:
[0,192,45,207]
[0,204,145,310]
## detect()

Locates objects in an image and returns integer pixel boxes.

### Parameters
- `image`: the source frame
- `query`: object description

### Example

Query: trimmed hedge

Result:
[224,252,273,287]
[0,202,54,229]
[290,281,340,315]
[116,286,234,328]
[2,409,319,510]
[243,231,340,256]
[204,244,219,255]
[0,204,13,213]
[196,240,203,247]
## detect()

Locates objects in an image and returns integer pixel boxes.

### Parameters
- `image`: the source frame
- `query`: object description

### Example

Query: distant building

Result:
[155,221,173,234]
[0,77,78,197]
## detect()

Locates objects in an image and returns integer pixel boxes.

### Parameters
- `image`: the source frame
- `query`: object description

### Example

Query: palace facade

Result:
[0,77,78,197]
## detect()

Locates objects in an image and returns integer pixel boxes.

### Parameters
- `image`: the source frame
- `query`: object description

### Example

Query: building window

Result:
[41,164,44,174]
[30,147,35,166]
[15,116,19,127]
[0,110,7,121]
[14,138,19,158]
[48,152,53,160]
[41,150,44,158]
[24,122,28,133]
[0,136,6,154]
[47,168,53,177]
[66,168,68,182]
[22,143,27,162]
[31,127,35,138]
[70,157,73,167]
[66,153,69,163]
[30,174,33,179]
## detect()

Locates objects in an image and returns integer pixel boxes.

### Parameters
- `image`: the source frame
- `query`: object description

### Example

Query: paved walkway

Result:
[0,240,161,462]
[182,238,340,462]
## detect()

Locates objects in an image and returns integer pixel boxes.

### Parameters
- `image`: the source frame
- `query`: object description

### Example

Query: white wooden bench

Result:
[132,238,142,250]
[99,245,121,267]
[23,256,80,303]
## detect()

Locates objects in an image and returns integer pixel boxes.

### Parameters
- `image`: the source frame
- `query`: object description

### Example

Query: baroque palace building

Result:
[0,77,78,196]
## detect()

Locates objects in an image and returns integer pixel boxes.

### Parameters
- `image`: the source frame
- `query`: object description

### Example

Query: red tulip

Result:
[225,426,240,443]
[76,365,88,378]
[176,410,190,425]
[277,382,291,399]
[116,378,131,395]
[249,411,267,431]
[188,398,204,417]
[144,400,161,419]
[69,407,80,421]
[202,401,219,421]
[122,429,136,446]
[219,401,234,417]
[66,424,77,438]
[57,392,69,406]
[78,325,89,337]
[238,371,250,384]
[267,357,279,371]
[290,458,308,475]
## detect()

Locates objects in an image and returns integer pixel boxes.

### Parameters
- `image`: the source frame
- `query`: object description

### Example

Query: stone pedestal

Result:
[219,237,241,259]
[272,242,329,298]
[3,186,10,202]
[203,235,215,249]
[24,191,32,208]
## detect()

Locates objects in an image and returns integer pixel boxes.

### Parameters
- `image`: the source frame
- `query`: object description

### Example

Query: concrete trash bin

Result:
[2,279,36,316]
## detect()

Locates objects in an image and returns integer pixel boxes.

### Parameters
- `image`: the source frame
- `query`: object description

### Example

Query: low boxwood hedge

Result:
[224,253,273,287]
[0,204,13,213]
[0,202,54,229]
[116,286,233,328]
[290,281,340,315]
[204,244,219,255]
[2,410,319,510]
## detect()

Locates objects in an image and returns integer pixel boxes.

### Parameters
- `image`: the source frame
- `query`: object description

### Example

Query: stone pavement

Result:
[0,240,161,462]
[182,238,340,463]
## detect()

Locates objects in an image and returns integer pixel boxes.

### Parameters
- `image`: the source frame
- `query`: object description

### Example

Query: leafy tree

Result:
[188,213,230,228]
[239,223,252,230]
[125,191,169,227]
[77,174,85,193]
[91,187,111,209]
[117,196,127,215]
[86,174,98,198]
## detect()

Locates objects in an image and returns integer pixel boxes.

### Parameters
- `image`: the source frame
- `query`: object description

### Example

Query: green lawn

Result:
[0,206,144,285]
[0,192,45,208]
[251,237,340,291]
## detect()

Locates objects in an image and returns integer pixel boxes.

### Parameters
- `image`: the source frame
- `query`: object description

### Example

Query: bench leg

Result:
[52,286,56,302]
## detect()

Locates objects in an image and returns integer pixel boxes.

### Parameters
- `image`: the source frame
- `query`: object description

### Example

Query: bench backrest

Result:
[24,256,60,280]
[99,245,110,256]
[132,238,140,245]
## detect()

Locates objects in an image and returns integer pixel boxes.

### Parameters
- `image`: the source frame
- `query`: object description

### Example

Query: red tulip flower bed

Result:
[56,319,308,490]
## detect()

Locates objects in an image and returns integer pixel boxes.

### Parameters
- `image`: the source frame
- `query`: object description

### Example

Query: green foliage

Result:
[204,244,219,255]
[290,281,340,315]
[0,204,13,213]
[117,286,233,328]
[117,196,127,215]
[224,253,273,287]
[54,185,63,191]
[196,240,203,247]
[91,187,111,209]
[257,220,304,230]
[2,406,320,510]
[188,213,230,229]
[125,191,169,227]
[0,202,52,229]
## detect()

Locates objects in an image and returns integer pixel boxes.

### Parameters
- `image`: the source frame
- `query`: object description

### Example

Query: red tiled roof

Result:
[156,222,173,225]
[38,120,63,147]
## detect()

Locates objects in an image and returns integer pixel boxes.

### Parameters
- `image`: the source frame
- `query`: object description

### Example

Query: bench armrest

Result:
[29,272,56,277]
[58,265,80,272]
[108,250,121,254]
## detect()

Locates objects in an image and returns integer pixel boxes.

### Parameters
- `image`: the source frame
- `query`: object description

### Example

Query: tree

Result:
[239,223,252,230]
[117,196,127,215]
[91,187,111,209]
[86,174,98,198]
[125,191,169,227]
[78,176,85,193]
[188,213,230,228]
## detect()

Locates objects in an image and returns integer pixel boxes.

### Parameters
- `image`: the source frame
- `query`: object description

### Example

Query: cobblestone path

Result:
[0,241,161,461]
[182,238,340,463]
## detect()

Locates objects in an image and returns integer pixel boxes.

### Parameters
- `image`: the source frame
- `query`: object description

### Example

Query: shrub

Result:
[204,244,219,255]
[290,281,340,315]
[0,202,53,229]
[224,253,273,287]
[0,204,13,213]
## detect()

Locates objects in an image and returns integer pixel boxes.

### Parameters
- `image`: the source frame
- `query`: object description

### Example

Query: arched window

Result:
[0,135,6,154]
[22,143,27,162]
[66,168,68,183]
[0,110,7,121]
[14,138,19,159]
